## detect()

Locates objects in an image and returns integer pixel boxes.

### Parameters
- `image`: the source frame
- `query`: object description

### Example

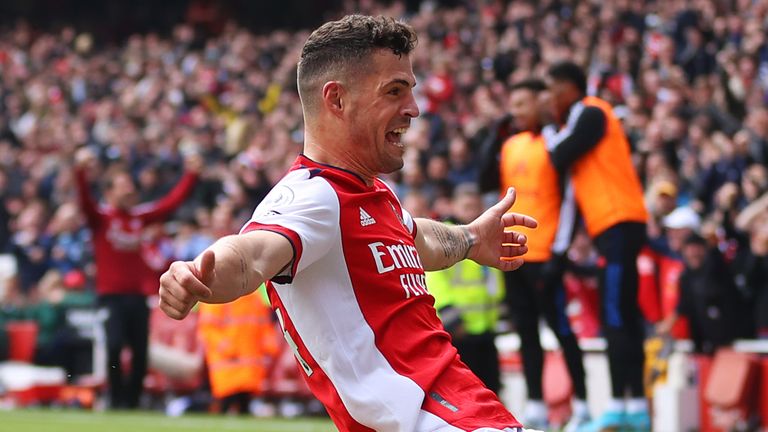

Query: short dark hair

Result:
[684,232,708,247]
[102,163,131,191]
[510,78,547,93]
[297,15,418,113]
[548,61,587,95]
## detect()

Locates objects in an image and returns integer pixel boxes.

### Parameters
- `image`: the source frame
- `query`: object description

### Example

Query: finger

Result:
[161,267,198,302]
[158,283,198,320]
[170,262,212,299]
[489,187,517,215]
[158,285,192,320]
[501,244,528,258]
[503,231,527,246]
[159,300,190,320]
[197,250,216,287]
[502,212,538,229]
[158,285,193,314]
[499,257,525,272]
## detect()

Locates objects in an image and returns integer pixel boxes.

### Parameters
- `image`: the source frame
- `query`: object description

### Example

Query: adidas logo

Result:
[360,207,376,226]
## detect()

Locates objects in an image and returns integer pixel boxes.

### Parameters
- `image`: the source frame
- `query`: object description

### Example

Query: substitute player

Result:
[544,61,650,432]
[499,79,589,432]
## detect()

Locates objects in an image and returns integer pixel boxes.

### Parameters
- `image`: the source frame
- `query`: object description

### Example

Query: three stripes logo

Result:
[360,207,376,226]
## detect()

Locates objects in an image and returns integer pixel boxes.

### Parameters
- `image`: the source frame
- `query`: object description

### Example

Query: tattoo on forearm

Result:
[430,224,475,269]
[239,253,248,295]
[223,242,249,295]
[459,226,476,260]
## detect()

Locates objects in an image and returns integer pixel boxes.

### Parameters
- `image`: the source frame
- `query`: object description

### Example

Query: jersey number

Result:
[275,307,314,377]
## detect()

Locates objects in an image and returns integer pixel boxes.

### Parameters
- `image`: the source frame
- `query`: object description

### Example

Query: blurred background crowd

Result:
[1,0,768,417]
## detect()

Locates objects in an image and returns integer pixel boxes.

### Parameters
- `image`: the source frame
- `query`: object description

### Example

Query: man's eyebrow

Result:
[384,78,417,88]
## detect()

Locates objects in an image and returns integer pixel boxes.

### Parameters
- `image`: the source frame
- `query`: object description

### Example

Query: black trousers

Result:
[593,222,647,398]
[99,294,149,409]
[505,262,587,400]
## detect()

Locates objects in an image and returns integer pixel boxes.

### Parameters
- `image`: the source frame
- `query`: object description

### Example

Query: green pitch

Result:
[0,409,336,432]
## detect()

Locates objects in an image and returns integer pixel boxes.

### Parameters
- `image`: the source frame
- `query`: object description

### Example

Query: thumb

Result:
[491,187,517,214]
[197,249,216,285]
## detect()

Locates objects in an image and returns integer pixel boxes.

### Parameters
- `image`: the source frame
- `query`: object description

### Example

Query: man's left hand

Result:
[466,187,537,271]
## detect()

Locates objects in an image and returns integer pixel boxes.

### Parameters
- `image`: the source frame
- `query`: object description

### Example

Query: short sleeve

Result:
[240,170,340,281]
[402,206,417,238]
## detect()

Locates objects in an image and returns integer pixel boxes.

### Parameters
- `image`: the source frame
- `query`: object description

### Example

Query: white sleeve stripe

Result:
[552,177,577,255]
[546,101,585,150]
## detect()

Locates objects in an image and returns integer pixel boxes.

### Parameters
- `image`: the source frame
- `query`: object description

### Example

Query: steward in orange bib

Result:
[545,61,650,432]
[496,79,589,431]
[198,290,279,413]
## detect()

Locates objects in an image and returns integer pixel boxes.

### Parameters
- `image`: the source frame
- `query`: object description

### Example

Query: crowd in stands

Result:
[1,0,768,410]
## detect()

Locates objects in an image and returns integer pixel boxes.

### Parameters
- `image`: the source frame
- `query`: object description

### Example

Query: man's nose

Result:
[403,93,420,118]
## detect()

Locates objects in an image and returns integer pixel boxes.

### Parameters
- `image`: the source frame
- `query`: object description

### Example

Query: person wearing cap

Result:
[638,206,701,344]
[644,179,680,252]
[648,181,678,222]
[662,206,702,255]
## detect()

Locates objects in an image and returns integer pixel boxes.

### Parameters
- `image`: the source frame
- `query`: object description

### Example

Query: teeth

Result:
[392,127,408,134]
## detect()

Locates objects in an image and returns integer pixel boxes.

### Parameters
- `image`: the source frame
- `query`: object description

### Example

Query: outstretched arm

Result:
[73,147,102,227]
[159,230,293,320]
[138,155,201,222]
[735,190,768,231]
[415,187,537,271]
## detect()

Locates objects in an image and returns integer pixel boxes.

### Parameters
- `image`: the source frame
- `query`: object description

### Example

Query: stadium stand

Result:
[0,0,767,428]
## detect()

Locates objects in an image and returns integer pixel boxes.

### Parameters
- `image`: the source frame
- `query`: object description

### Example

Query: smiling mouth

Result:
[386,127,408,147]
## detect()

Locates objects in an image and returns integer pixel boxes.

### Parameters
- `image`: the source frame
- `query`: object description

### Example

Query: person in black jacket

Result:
[657,233,742,354]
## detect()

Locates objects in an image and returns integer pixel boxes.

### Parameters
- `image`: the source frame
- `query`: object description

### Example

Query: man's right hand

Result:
[183,153,204,174]
[655,315,677,336]
[159,250,215,320]
[75,147,97,169]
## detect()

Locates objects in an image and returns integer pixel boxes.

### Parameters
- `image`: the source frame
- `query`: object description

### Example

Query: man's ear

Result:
[322,81,345,116]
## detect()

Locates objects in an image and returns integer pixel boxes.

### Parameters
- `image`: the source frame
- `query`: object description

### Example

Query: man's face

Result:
[509,88,540,131]
[345,50,419,175]
[682,243,706,270]
[666,227,691,253]
[107,172,138,210]
[546,78,575,123]
[655,193,677,216]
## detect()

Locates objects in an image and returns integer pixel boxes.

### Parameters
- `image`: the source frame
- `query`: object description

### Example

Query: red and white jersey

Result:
[241,155,521,432]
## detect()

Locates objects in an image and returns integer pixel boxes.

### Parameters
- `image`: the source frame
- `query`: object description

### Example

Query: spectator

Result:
[46,202,92,276]
[734,191,768,338]
[173,217,215,262]
[10,200,50,295]
[656,233,742,354]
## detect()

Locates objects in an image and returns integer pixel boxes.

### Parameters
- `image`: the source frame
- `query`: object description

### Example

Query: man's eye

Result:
[389,88,400,95]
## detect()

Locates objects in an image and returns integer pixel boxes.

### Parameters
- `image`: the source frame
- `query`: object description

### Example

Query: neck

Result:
[303,129,376,186]
[526,123,543,134]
